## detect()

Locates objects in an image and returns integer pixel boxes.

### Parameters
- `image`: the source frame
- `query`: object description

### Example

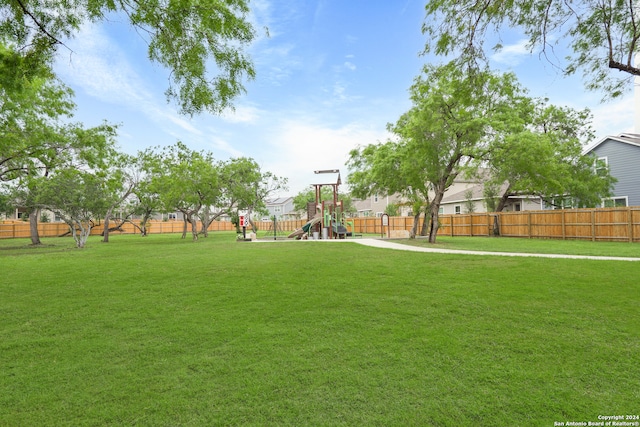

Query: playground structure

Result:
[288,169,353,240]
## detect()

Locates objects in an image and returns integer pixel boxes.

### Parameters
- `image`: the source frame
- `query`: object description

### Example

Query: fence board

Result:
[3,207,640,242]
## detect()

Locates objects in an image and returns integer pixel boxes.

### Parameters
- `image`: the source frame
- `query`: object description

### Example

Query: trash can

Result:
[313,231,320,240]
[322,228,328,240]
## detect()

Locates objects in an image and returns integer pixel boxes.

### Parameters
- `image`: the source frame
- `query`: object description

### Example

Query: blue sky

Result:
[53,0,636,197]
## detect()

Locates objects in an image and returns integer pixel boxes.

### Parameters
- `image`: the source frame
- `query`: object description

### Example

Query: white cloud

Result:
[220,104,263,124]
[207,135,245,158]
[56,23,149,105]
[491,39,530,66]
[264,119,390,195]
[55,22,210,140]
[344,61,356,71]
[589,94,635,139]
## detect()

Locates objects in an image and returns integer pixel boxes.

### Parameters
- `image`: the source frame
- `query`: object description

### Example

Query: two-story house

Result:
[583,132,640,207]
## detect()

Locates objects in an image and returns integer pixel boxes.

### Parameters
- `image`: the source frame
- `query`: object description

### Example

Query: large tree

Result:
[35,168,110,248]
[217,157,287,234]
[348,141,431,238]
[423,0,639,98]
[146,143,217,241]
[1,42,118,244]
[486,102,616,211]
[0,43,75,183]
[386,63,530,243]
[0,0,257,114]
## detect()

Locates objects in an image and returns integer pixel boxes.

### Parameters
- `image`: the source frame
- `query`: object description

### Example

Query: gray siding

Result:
[591,139,640,207]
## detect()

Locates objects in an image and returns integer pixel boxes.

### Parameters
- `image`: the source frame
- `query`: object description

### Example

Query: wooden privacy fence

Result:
[352,207,640,243]
[2,207,639,242]
[0,220,236,239]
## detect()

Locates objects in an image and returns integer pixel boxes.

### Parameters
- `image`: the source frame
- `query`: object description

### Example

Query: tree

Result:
[389,63,530,243]
[292,187,356,219]
[35,168,110,248]
[129,152,163,236]
[146,143,217,241]
[384,203,400,217]
[1,42,118,245]
[0,43,75,183]
[0,0,258,115]
[486,102,615,211]
[100,152,137,243]
[348,141,431,238]
[423,0,639,98]
[219,158,287,234]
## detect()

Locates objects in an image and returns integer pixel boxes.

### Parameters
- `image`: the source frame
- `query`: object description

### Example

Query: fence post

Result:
[591,210,596,242]
[561,210,566,240]
[469,214,473,237]
[628,207,633,243]
[528,212,532,239]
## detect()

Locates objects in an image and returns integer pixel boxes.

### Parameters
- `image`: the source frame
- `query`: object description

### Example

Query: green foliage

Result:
[486,102,615,210]
[143,143,285,239]
[463,190,476,213]
[292,187,355,214]
[35,169,111,247]
[350,62,530,242]
[483,182,500,212]
[384,203,399,216]
[0,0,258,114]
[423,0,640,99]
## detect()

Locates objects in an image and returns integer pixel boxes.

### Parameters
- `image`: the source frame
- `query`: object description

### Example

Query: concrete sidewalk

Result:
[253,237,640,261]
[352,238,640,262]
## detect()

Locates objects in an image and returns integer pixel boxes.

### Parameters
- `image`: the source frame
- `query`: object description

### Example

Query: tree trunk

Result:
[103,207,112,243]
[428,206,439,243]
[190,215,199,241]
[77,221,91,248]
[409,212,420,239]
[496,184,512,212]
[428,191,446,243]
[420,208,429,236]
[199,207,210,237]
[29,209,41,245]
[182,217,188,239]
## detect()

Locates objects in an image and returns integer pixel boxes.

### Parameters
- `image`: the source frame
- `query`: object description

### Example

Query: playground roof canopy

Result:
[311,169,341,186]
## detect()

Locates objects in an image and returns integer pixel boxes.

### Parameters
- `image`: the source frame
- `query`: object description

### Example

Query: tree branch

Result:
[608,59,640,76]
[13,0,66,49]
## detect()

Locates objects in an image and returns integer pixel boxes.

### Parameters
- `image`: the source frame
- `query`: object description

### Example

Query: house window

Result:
[603,197,628,208]
[438,207,444,215]
[454,205,461,214]
[514,203,521,212]
[373,194,378,203]
[274,206,282,213]
[168,213,177,220]
[595,157,608,176]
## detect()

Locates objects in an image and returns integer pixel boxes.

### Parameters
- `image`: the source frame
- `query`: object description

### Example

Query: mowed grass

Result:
[401,235,640,258]
[1,233,639,426]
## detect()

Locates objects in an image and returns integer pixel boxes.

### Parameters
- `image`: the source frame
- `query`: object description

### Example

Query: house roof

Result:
[584,133,640,154]
[266,197,293,205]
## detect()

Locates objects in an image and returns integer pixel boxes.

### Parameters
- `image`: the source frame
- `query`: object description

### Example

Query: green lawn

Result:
[402,235,640,258]
[1,233,639,426]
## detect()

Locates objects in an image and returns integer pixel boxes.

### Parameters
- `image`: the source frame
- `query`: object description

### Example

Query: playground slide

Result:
[287,216,321,239]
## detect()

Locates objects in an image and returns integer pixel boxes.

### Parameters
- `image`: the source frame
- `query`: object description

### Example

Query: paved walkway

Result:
[261,238,640,262]
[355,239,640,261]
